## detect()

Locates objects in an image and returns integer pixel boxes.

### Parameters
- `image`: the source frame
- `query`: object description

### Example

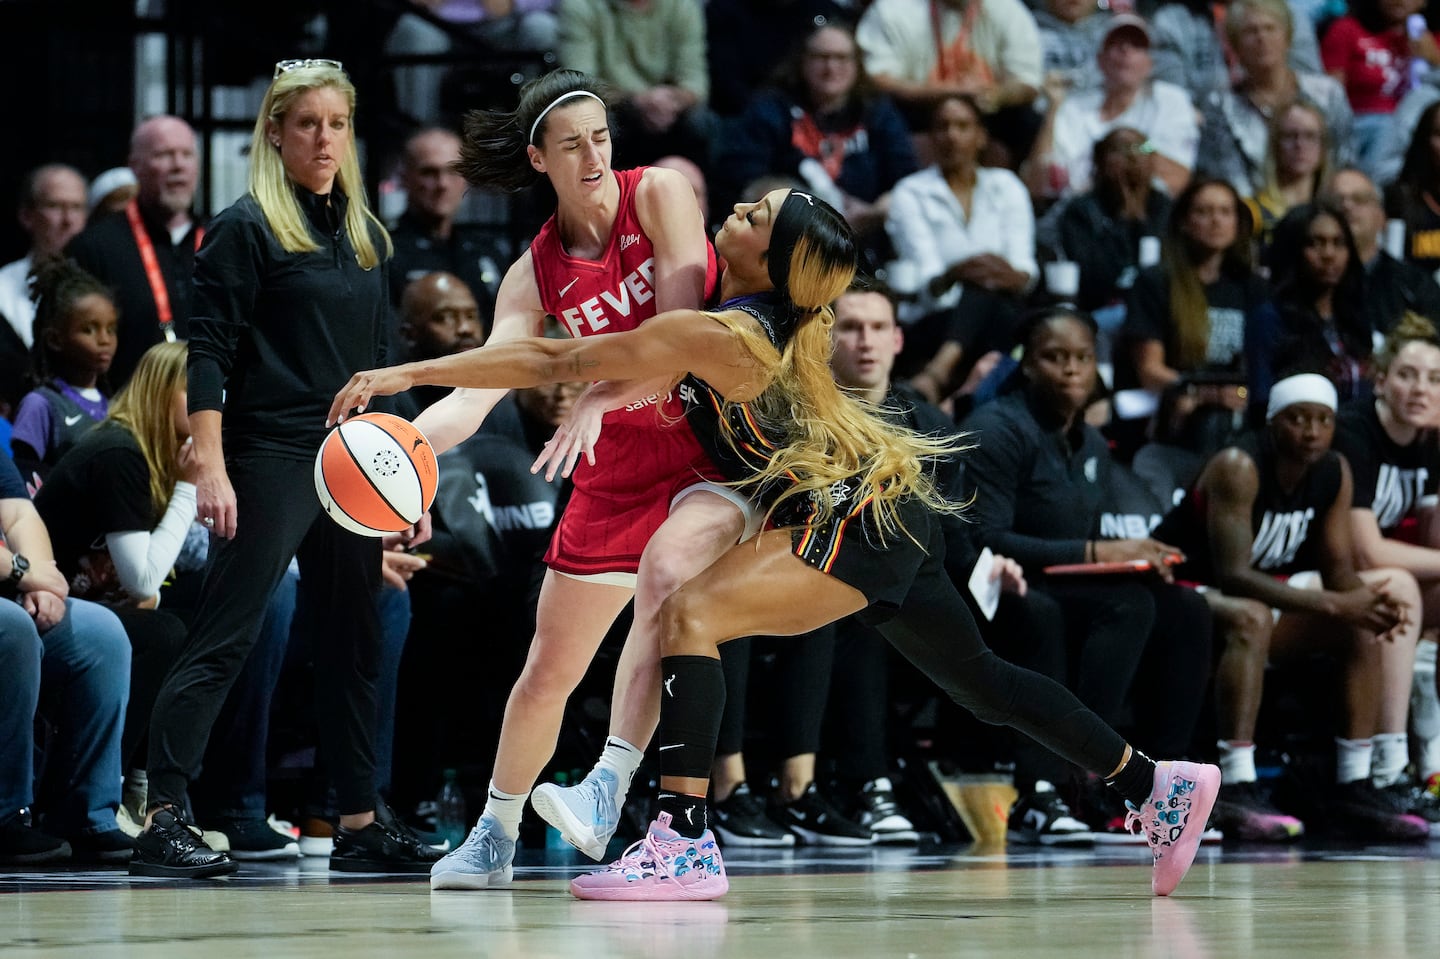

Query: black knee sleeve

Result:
[658,655,727,781]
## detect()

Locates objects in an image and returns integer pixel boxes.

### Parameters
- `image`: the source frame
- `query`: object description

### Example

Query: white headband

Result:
[528,91,605,145]
[1266,373,1337,422]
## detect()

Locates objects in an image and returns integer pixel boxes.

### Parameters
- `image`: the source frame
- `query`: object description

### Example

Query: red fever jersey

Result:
[529,166,725,577]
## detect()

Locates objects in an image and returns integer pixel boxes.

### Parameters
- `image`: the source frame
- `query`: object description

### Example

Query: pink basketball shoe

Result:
[1125,760,1221,897]
[570,812,729,902]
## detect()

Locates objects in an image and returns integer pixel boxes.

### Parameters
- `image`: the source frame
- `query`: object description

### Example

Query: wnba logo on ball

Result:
[315,412,438,536]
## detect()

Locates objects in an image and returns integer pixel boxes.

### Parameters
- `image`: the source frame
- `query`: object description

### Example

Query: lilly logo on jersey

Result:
[557,256,656,337]
[619,233,641,251]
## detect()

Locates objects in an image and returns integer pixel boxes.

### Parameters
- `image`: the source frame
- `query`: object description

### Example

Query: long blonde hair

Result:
[248,63,391,269]
[106,341,188,521]
[717,200,966,539]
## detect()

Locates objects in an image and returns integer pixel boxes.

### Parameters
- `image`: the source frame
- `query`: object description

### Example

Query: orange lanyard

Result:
[124,200,203,342]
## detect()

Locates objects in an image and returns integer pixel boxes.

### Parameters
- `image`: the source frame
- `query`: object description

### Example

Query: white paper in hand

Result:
[968,547,1001,622]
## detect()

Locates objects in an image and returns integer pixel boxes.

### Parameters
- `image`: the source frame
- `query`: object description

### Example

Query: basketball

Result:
[314,412,439,536]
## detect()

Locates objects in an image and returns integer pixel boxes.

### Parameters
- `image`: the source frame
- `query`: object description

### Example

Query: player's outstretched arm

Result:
[329,309,767,426]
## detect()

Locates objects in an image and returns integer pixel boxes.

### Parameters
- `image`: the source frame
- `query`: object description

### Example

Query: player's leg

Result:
[569,530,867,901]
[532,488,748,858]
[431,569,633,889]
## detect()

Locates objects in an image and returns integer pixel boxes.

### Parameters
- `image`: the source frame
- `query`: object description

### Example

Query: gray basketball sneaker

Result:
[429,813,515,890]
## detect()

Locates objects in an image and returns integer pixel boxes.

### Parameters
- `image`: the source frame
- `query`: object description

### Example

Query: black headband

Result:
[767,190,817,293]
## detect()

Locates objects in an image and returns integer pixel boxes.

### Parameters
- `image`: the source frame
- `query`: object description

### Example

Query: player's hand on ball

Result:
[328,367,413,426]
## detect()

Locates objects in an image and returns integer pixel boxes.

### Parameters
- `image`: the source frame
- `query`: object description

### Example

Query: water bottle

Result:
[545,771,571,851]
[436,769,467,850]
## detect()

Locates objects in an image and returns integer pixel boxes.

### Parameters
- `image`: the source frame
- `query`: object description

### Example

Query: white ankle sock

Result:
[1371,732,1409,787]
[1335,737,1374,784]
[1217,740,1257,784]
[594,736,643,798]
[484,781,528,840]
[1421,735,1440,782]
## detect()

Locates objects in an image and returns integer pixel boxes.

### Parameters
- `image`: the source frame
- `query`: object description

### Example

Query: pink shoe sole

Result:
[570,873,730,901]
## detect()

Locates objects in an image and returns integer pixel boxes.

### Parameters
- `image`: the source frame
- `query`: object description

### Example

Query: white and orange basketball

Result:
[315,412,438,536]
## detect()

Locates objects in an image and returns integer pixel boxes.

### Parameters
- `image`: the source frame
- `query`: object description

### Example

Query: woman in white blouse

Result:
[885,93,1036,402]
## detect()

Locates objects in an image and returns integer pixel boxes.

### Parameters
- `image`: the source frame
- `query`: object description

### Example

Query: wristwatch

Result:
[8,553,29,588]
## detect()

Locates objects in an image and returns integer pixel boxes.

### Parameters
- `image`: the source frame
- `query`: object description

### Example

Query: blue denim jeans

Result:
[0,597,129,837]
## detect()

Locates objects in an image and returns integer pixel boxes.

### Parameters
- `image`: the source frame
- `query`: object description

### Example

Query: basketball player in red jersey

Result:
[408,70,754,889]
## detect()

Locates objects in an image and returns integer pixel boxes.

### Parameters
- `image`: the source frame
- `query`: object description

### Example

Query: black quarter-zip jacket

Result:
[188,186,391,459]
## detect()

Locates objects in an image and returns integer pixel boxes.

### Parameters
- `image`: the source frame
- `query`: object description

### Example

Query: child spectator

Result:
[10,257,117,482]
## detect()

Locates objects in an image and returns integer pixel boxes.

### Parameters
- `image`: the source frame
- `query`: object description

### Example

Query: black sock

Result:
[1105,749,1157,809]
[657,791,708,838]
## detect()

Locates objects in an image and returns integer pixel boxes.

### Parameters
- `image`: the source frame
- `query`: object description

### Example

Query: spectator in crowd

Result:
[67,115,201,389]
[387,128,498,330]
[1241,102,1335,249]
[32,342,194,834]
[0,164,87,354]
[1197,0,1352,198]
[394,271,483,379]
[1256,203,1376,403]
[1150,0,1322,105]
[716,24,918,253]
[1375,62,1440,184]
[1153,373,1429,839]
[10,259,116,482]
[129,60,439,879]
[1384,100,1440,277]
[1034,0,1112,98]
[856,0,1042,162]
[961,307,1213,841]
[1118,178,1271,451]
[1322,166,1440,331]
[1038,127,1172,317]
[0,447,133,866]
[705,0,854,118]
[885,94,1036,400]
[1334,314,1440,805]
[557,0,714,170]
[1322,0,1440,178]
[87,168,139,218]
[384,0,559,125]
[1027,15,1198,200]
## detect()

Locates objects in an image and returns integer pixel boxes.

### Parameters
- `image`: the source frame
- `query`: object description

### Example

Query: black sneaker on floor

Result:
[712,782,794,847]
[1211,781,1304,842]
[776,782,874,846]
[1379,779,1440,838]
[69,828,134,864]
[330,819,445,873]
[853,778,920,844]
[211,817,300,861]
[0,809,72,865]
[1007,782,1093,846]
[129,807,238,878]
[1327,780,1429,841]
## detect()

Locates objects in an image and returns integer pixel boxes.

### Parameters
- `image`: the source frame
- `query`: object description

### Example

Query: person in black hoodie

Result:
[129,59,440,880]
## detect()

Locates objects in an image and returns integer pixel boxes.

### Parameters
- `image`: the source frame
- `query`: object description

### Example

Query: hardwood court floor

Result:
[5,840,1440,958]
